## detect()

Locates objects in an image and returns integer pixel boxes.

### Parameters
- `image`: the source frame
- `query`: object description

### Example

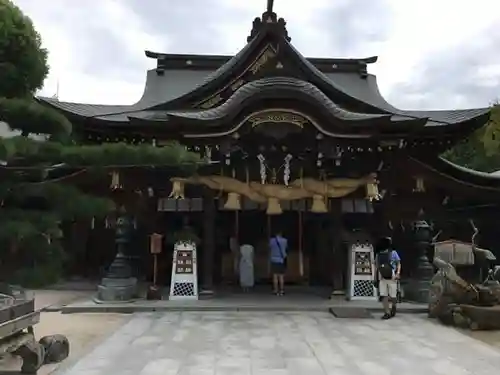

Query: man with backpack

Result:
[375,237,401,320]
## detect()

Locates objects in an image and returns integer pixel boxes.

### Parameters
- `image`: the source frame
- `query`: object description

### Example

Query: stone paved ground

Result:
[58,312,500,375]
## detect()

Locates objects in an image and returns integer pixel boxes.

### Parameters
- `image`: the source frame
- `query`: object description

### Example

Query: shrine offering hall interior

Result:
[39,3,500,294]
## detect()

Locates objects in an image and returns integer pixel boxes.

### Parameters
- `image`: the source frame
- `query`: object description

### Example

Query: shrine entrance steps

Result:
[52,285,427,314]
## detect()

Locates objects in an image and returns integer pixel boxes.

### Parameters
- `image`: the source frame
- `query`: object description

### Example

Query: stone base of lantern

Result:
[95,277,138,303]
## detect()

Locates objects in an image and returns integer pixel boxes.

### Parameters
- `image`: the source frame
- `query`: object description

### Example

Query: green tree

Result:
[0,0,48,98]
[0,0,201,286]
[443,103,500,172]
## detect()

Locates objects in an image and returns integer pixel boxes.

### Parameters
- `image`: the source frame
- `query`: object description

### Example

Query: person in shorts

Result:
[269,230,287,296]
[375,237,401,320]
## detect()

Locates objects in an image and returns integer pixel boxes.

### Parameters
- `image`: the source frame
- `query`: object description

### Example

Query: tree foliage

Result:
[443,103,500,173]
[0,0,48,98]
[0,1,201,285]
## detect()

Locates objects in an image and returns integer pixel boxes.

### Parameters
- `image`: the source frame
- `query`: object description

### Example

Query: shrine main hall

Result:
[39,2,500,298]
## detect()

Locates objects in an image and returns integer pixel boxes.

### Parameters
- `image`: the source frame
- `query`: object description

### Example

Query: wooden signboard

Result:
[169,242,198,300]
[150,233,163,254]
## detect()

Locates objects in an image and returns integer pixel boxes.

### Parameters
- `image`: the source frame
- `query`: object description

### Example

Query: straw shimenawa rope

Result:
[169,173,380,214]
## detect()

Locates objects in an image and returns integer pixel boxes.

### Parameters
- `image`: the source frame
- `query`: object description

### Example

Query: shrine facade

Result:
[39,3,500,295]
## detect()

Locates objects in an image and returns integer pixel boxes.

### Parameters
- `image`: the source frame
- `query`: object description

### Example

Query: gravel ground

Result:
[0,312,128,375]
[0,289,128,375]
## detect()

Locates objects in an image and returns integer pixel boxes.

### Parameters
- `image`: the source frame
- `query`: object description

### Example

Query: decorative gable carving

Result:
[247,12,291,43]
[194,44,278,109]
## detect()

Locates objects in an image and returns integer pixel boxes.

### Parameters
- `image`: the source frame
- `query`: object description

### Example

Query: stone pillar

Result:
[406,220,435,303]
[200,188,215,294]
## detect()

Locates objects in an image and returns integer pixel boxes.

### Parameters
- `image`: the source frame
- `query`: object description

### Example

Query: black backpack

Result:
[377,251,393,279]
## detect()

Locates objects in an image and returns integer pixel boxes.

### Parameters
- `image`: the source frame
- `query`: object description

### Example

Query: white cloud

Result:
[12,0,500,108]
[373,0,500,104]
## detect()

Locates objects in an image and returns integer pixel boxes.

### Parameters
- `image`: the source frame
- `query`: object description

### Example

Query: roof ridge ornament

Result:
[267,0,274,13]
[247,0,291,43]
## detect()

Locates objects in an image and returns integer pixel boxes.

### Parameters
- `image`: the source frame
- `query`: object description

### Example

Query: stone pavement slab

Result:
[56,312,500,375]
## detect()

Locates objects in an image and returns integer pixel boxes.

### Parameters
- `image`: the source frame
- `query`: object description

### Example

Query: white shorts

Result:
[379,279,398,298]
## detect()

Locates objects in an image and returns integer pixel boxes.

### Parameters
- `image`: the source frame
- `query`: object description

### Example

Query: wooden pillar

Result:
[201,188,215,292]
[330,199,344,294]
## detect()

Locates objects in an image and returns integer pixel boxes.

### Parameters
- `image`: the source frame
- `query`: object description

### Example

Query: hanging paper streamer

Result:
[283,154,292,186]
[257,154,267,184]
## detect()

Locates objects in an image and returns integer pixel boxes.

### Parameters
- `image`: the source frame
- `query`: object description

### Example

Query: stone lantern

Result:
[406,220,435,303]
[95,207,138,302]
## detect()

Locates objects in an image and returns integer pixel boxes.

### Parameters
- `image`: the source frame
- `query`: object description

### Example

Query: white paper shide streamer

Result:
[257,154,267,184]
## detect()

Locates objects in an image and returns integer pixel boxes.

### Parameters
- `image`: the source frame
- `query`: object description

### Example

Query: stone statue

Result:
[429,256,500,330]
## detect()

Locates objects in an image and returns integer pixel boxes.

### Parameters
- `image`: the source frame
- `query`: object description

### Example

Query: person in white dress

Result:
[239,241,255,291]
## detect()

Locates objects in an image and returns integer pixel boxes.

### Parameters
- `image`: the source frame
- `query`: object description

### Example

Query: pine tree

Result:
[0,0,200,285]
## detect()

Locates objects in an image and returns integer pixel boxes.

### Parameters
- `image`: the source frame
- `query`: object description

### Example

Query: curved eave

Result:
[169,77,390,121]
[402,108,490,129]
[85,77,430,138]
[411,156,500,191]
[161,77,430,135]
[148,32,267,110]
[37,97,131,118]
[284,41,494,132]
[404,111,490,145]
[165,113,426,138]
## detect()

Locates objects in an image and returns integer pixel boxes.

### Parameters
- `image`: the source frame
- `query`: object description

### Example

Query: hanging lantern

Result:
[310,195,328,213]
[110,171,122,190]
[223,192,241,210]
[168,180,185,199]
[266,197,283,215]
[414,177,426,193]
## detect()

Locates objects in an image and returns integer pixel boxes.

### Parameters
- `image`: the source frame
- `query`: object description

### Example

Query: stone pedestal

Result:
[95,250,138,302]
[407,252,435,303]
[96,277,137,302]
